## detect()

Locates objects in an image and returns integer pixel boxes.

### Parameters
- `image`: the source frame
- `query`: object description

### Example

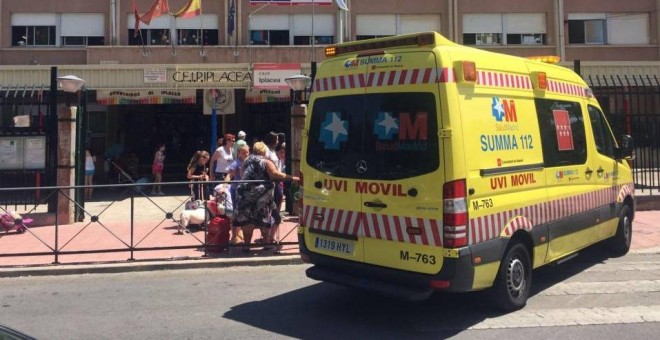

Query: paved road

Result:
[1,246,659,339]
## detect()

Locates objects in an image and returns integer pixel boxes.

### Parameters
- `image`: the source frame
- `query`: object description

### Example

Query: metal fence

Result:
[0,181,299,267]
[589,74,660,193]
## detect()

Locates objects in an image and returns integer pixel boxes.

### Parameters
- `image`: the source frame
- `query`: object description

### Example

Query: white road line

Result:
[539,280,660,296]
[471,305,660,329]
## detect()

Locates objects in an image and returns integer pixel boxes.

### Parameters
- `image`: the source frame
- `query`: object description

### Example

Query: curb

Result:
[631,247,660,255]
[0,255,304,278]
[2,247,657,279]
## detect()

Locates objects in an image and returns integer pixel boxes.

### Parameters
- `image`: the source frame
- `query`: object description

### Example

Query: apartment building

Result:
[0,0,658,178]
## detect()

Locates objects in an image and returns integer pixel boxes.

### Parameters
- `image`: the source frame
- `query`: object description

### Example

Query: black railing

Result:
[0,180,299,267]
[589,74,660,194]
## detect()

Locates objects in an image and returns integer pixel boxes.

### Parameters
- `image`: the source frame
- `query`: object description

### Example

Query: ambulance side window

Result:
[535,99,587,167]
[587,105,616,159]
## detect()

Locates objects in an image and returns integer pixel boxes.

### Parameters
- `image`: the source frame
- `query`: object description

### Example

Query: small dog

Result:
[178,206,209,234]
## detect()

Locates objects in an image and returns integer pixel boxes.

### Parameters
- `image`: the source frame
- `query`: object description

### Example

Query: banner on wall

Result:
[245,88,291,104]
[203,89,236,115]
[253,63,301,89]
[96,89,197,105]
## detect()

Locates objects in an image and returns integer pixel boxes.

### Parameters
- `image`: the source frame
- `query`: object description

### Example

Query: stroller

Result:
[1,211,32,234]
[105,158,151,194]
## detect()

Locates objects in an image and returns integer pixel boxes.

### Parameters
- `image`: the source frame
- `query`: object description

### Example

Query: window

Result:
[61,36,105,46]
[293,36,334,45]
[568,17,606,44]
[307,93,439,180]
[507,34,545,45]
[568,13,649,45]
[292,14,334,46]
[177,29,219,45]
[463,13,546,46]
[128,14,219,46]
[12,26,56,46]
[250,30,289,45]
[60,13,104,47]
[11,13,104,47]
[356,14,440,41]
[463,33,501,45]
[11,13,57,47]
[356,35,392,41]
[250,14,289,45]
[588,106,616,158]
[535,99,587,167]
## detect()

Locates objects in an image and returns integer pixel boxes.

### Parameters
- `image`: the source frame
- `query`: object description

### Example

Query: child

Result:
[85,148,96,200]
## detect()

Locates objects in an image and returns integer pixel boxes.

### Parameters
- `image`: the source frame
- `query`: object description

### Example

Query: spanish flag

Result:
[173,0,202,18]
[133,0,170,37]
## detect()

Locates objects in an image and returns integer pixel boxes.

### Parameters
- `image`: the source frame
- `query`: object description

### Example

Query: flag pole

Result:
[311,0,315,62]
[170,15,177,55]
[200,1,205,56]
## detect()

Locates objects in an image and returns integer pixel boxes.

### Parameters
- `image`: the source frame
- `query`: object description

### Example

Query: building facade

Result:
[0,0,658,181]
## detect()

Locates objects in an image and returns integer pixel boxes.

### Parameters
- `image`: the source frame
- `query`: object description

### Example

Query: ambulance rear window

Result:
[306,92,439,180]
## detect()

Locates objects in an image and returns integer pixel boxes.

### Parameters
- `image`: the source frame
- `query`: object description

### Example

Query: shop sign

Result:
[172,70,252,85]
[96,89,197,105]
[253,63,301,89]
[144,68,167,83]
[245,88,290,104]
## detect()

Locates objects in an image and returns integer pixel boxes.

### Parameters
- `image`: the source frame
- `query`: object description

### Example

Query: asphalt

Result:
[1,190,659,277]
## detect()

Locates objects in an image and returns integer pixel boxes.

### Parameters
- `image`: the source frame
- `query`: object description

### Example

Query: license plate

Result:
[314,236,354,254]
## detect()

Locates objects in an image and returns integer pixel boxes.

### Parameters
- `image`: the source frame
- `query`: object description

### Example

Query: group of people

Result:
[182,130,299,252]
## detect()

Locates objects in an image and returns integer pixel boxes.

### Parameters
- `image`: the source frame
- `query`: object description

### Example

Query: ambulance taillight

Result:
[443,179,468,248]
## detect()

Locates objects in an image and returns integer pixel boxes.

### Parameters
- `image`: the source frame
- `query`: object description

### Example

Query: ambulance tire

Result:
[608,205,632,257]
[490,241,532,312]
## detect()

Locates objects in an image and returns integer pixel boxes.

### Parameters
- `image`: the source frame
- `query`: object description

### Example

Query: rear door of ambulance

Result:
[303,48,446,274]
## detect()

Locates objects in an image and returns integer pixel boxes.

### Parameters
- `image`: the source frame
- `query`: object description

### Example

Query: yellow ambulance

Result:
[297,32,635,311]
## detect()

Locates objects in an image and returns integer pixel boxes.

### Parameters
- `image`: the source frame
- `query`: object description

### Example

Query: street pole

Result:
[75,89,83,221]
[285,89,293,214]
[48,67,58,213]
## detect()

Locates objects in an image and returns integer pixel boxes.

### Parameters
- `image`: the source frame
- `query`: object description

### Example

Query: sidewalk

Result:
[0,193,302,269]
[1,193,659,276]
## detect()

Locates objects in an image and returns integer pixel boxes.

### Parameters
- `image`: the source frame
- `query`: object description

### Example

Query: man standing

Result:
[233,130,247,158]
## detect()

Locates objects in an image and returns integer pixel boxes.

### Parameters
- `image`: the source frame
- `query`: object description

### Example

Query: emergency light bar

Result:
[325,32,436,57]
[526,55,561,64]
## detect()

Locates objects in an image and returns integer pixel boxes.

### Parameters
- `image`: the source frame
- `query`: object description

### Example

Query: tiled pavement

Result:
[1,191,659,276]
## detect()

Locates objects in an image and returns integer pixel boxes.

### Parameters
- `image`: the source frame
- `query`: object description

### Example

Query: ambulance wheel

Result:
[490,241,531,312]
[608,205,632,256]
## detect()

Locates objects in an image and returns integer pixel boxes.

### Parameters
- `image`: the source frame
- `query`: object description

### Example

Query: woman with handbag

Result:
[233,142,299,253]
[186,150,210,201]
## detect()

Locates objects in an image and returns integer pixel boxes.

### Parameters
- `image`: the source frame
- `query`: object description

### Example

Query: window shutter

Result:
[175,14,219,29]
[463,13,502,33]
[399,15,441,34]
[607,13,649,44]
[293,14,334,35]
[504,13,545,34]
[11,13,57,26]
[62,14,105,36]
[356,14,396,36]
[250,14,290,30]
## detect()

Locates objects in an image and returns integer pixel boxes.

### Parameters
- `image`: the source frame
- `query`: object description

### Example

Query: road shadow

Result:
[223,244,613,338]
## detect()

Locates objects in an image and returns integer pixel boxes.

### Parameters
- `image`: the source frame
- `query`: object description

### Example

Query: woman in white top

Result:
[210,133,235,181]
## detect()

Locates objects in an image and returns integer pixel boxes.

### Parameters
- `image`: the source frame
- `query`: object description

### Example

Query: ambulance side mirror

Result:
[616,134,635,161]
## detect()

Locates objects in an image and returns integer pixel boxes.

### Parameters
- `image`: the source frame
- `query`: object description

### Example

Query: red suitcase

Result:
[207,216,231,252]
